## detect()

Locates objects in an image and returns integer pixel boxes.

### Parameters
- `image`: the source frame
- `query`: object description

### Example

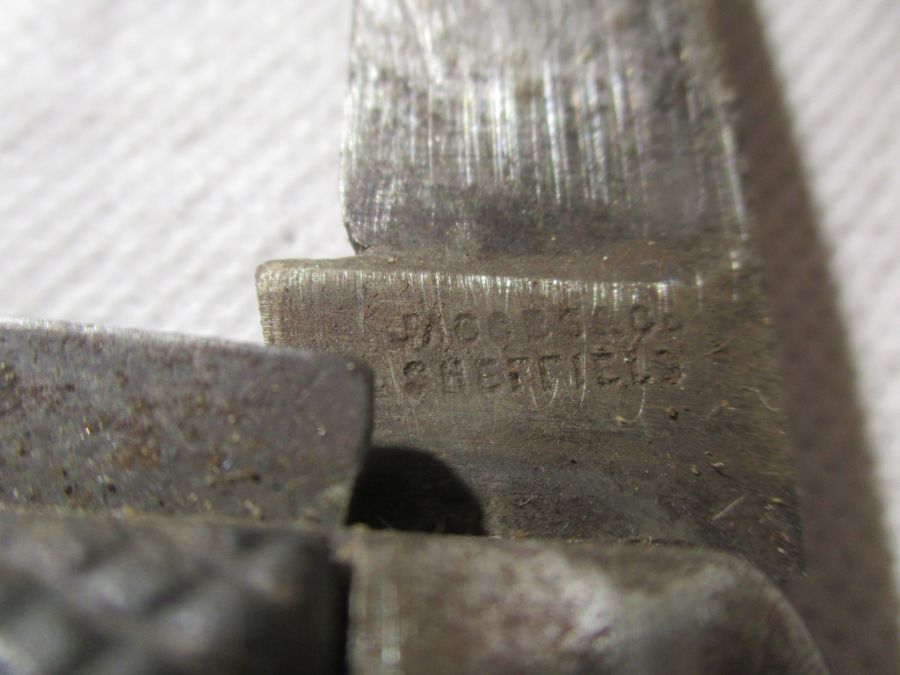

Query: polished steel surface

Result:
[341,0,746,255]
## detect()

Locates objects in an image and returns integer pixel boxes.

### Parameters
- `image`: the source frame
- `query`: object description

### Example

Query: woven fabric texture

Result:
[0,0,354,342]
[0,1,897,672]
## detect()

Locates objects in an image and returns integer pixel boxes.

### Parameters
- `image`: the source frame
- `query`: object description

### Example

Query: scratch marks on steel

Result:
[343,0,747,254]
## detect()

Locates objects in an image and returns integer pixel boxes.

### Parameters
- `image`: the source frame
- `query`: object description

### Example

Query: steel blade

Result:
[341,0,745,254]
[258,0,801,581]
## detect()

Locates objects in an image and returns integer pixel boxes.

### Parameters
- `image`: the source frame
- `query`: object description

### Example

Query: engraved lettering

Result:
[388,313,415,343]
[403,361,429,394]
[454,313,479,343]
[392,348,684,400]
[572,353,586,392]
[645,348,682,385]
[523,309,550,340]
[475,358,503,391]
[383,304,685,402]
[631,305,654,332]
[662,312,682,333]
[486,311,512,345]
[591,351,622,386]
[507,357,531,391]
[559,307,584,338]
[420,317,433,346]
[591,307,624,338]
[388,313,433,347]
[441,358,465,392]
[538,354,563,392]
[623,354,639,386]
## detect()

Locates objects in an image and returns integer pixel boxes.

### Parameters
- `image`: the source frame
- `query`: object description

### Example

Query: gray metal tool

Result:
[0,319,826,674]
[0,509,827,675]
[257,0,800,582]
[338,530,826,675]
[0,320,374,673]
[0,0,829,672]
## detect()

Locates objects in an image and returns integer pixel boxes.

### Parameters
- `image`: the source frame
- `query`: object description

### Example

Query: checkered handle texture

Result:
[0,512,341,675]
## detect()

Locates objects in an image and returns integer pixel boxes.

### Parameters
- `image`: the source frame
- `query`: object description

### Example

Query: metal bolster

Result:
[0,510,826,674]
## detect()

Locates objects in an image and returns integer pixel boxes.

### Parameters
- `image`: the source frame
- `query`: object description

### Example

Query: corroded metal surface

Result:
[0,0,822,671]
[257,0,799,583]
[0,510,340,674]
[0,319,372,526]
[0,509,826,675]
[342,0,746,254]
[259,248,800,580]
[339,531,827,674]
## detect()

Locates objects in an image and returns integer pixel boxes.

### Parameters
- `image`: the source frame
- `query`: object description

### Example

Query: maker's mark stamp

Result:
[380,303,683,403]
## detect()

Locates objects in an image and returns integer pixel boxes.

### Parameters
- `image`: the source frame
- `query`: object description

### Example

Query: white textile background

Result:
[0,0,354,342]
[0,1,897,671]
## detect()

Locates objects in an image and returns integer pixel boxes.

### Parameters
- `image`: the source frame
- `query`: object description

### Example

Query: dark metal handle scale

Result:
[0,319,372,527]
[0,510,341,674]
[0,509,827,674]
